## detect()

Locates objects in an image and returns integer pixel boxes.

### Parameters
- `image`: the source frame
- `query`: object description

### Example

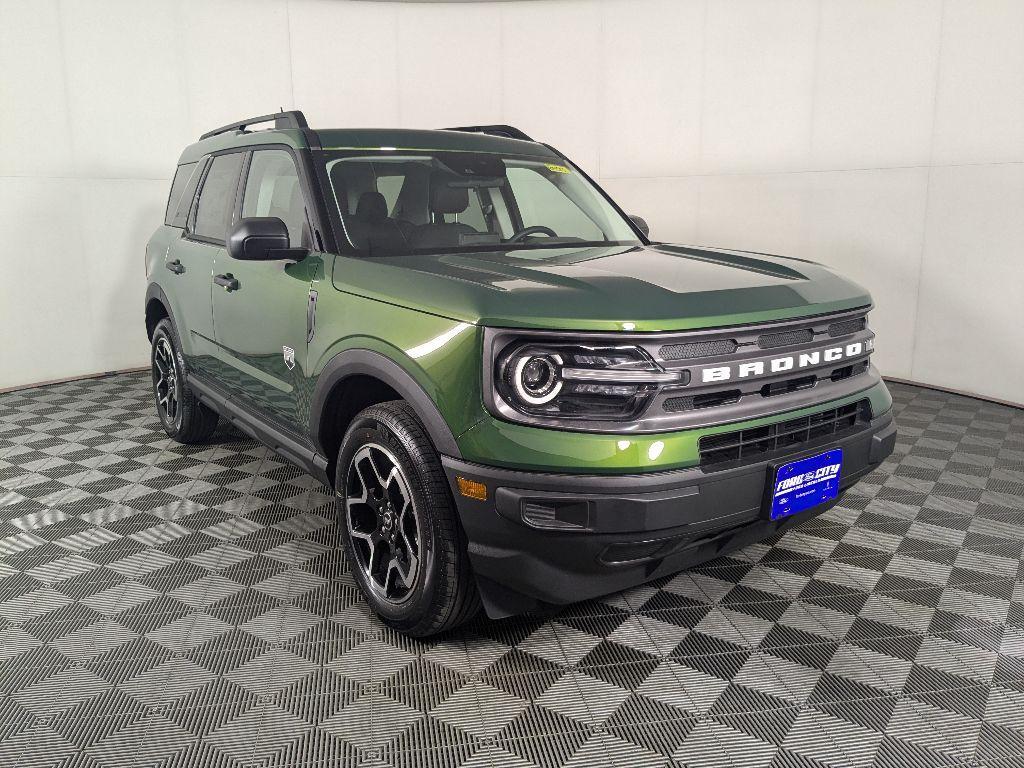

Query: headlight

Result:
[510,352,563,405]
[496,342,687,421]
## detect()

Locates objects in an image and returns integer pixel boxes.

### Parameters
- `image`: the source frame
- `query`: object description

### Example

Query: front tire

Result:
[151,318,218,444]
[336,401,480,636]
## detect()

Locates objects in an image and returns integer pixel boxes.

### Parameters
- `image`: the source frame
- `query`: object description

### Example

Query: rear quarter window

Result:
[164,161,201,228]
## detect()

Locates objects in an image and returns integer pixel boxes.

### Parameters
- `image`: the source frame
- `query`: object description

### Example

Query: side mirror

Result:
[227,217,302,261]
[628,215,650,239]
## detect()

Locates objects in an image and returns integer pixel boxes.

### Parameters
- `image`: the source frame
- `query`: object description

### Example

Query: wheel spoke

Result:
[355,455,379,498]
[399,523,418,559]
[387,552,416,590]
[349,527,374,544]
[153,337,179,424]
[397,500,418,556]
[165,379,177,419]
[367,531,388,579]
[368,447,393,488]
[346,485,367,509]
[350,529,379,578]
[347,458,369,508]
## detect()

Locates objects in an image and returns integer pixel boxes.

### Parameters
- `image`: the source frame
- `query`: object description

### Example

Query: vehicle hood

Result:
[331,243,873,332]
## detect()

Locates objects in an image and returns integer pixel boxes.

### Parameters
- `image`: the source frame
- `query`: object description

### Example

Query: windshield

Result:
[322,151,641,256]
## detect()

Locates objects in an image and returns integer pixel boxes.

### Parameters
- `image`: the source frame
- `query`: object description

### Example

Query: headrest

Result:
[355,191,388,223]
[429,173,469,214]
[331,161,375,215]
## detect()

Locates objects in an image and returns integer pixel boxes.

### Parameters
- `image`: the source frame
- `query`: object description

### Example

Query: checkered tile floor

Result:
[1,374,1023,767]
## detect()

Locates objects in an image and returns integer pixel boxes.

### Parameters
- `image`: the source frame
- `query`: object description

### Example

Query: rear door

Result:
[210,147,315,426]
[172,151,245,376]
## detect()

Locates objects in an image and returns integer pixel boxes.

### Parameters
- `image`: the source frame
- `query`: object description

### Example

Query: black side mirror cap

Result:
[227,217,304,261]
[628,215,650,239]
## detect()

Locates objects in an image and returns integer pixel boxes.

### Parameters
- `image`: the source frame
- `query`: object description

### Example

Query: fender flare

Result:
[309,348,462,459]
[144,282,178,339]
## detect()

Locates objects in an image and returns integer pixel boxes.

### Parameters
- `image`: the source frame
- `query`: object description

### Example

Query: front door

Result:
[211,148,315,427]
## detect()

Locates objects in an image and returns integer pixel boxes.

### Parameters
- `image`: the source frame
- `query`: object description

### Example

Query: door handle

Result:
[166,259,185,275]
[214,273,239,292]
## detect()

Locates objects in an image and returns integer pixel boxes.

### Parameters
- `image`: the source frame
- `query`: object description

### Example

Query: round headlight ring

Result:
[511,353,563,405]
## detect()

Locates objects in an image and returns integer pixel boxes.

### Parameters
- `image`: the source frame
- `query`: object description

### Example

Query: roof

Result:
[177,126,557,165]
[318,128,556,156]
[177,128,309,164]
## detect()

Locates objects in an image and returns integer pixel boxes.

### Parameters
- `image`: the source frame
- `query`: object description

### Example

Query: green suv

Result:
[145,111,896,636]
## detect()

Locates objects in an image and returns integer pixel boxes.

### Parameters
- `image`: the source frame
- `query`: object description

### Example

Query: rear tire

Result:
[336,401,480,636]
[151,318,218,444]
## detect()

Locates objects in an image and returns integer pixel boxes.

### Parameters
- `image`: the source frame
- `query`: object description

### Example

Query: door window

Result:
[241,150,306,247]
[192,152,244,243]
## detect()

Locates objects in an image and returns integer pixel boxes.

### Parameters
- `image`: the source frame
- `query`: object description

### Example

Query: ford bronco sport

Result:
[145,111,896,636]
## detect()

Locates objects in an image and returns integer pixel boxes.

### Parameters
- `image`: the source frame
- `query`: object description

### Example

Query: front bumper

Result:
[442,410,896,619]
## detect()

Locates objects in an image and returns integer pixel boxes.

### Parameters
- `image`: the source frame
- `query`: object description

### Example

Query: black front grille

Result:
[698,400,871,468]
[660,339,737,360]
[828,317,866,337]
[758,328,813,349]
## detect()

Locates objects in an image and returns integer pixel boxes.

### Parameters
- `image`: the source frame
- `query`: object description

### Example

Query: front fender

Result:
[309,347,464,458]
[305,284,485,460]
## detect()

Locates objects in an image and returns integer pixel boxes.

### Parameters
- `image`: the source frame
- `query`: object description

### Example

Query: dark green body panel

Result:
[328,244,872,332]
[147,125,891,478]
[310,255,485,441]
[206,254,322,425]
[165,236,219,374]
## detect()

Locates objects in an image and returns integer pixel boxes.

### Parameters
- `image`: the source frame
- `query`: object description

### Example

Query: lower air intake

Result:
[698,400,871,468]
[663,390,742,412]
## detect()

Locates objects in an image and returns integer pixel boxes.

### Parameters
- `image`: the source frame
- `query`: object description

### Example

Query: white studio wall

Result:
[1,0,1021,403]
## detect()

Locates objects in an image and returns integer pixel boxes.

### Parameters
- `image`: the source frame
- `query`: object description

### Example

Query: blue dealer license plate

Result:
[769,449,843,520]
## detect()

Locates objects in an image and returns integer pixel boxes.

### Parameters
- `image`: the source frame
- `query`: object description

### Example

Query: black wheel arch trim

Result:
[310,349,462,460]
[144,282,178,339]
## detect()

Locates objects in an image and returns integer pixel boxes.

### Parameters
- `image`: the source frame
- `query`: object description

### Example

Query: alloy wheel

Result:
[345,443,421,603]
[153,336,179,426]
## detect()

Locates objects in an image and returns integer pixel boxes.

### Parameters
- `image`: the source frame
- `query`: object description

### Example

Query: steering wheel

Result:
[508,225,558,243]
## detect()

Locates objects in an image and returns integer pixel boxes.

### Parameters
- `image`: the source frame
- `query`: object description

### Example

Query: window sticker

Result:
[545,163,571,174]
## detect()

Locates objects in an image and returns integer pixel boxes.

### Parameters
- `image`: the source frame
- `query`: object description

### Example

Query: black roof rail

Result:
[200,110,309,141]
[444,124,534,142]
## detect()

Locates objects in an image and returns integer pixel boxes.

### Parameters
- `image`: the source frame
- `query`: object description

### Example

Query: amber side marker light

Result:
[456,476,487,501]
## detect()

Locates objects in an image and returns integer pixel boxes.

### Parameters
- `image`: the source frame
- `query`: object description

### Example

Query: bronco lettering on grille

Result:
[701,339,873,384]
